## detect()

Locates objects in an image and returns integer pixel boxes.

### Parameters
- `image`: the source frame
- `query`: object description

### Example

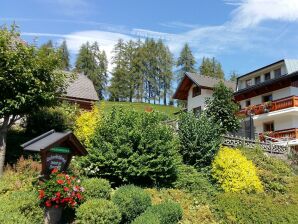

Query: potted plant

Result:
[38,168,84,224]
[262,101,272,113]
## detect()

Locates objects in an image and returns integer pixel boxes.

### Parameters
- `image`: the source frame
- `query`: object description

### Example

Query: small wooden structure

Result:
[21,130,87,177]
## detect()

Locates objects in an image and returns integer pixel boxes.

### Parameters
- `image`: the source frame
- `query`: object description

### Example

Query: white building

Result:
[173,72,236,114]
[234,59,298,147]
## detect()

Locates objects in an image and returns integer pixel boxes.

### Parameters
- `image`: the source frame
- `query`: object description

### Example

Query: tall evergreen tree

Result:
[229,70,239,82]
[199,57,224,79]
[176,43,196,78]
[59,40,70,71]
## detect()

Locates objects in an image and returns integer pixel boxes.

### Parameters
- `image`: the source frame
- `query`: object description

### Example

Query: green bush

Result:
[81,178,112,200]
[112,185,152,223]
[132,212,160,224]
[78,108,181,186]
[212,146,263,193]
[214,192,298,223]
[174,165,217,203]
[26,102,79,135]
[178,112,222,168]
[145,200,183,224]
[76,199,121,224]
[241,147,292,193]
[0,191,43,224]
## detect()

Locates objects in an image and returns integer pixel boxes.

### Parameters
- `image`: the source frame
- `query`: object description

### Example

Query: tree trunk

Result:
[0,116,9,177]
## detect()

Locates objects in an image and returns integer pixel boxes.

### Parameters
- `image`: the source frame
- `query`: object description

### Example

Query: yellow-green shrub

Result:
[74,103,102,146]
[212,146,263,193]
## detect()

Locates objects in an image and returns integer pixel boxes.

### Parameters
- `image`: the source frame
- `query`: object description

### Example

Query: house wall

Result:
[254,115,297,133]
[237,63,286,90]
[187,84,213,112]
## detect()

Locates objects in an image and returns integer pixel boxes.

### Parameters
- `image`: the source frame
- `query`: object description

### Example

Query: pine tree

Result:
[59,40,70,71]
[199,57,224,79]
[176,43,196,78]
[75,42,95,77]
[229,70,239,81]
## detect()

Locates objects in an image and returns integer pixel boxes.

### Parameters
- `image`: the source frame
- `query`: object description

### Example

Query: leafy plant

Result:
[178,112,222,168]
[78,108,181,186]
[144,200,183,224]
[132,212,160,224]
[76,199,121,224]
[112,185,152,223]
[37,168,84,208]
[212,146,263,193]
[81,178,111,200]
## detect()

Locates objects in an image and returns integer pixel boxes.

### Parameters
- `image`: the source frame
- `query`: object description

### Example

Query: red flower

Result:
[45,200,52,207]
[55,192,61,197]
[63,187,69,192]
[51,168,59,174]
[55,205,59,208]
[76,193,82,200]
[57,179,64,185]
[38,190,45,199]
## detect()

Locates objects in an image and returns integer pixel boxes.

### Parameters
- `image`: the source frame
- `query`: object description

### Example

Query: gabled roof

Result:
[65,73,99,101]
[173,72,236,100]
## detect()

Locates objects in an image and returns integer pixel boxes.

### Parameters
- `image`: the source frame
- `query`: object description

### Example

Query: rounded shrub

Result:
[112,185,152,223]
[76,199,121,224]
[132,212,160,224]
[145,200,183,224]
[81,178,112,200]
[212,146,264,193]
[78,108,181,187]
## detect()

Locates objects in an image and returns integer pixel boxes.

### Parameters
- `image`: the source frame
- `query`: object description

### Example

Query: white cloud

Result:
[227,0,298,28]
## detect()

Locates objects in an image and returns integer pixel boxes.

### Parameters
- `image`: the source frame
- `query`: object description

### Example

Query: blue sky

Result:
[1,0,298,79]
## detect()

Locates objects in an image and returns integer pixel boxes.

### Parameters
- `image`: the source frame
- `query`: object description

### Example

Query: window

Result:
[245,79,252,87]
[246,100,251,107]
[262,94,272,102]
[264,72,271,81]
[192,86,201,97]
[274,68,281,78]
[255,76,261,84]
[263,122,274,132]
[193,106,201,116]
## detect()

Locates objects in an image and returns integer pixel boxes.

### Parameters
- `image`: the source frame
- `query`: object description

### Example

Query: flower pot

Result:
[44,206,63,224]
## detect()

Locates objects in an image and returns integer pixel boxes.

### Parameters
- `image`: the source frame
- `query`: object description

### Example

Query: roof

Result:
[173,72,236,100]
[21,130,87,156]
[237,59,298,80]
[65,73,99,101]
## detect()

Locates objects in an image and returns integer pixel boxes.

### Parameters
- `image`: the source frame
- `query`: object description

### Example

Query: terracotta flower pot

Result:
[44,206,63,224]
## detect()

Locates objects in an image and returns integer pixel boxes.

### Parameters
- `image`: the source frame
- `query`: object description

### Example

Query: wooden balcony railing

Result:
[238,96,298,116]
[259,128,298,141]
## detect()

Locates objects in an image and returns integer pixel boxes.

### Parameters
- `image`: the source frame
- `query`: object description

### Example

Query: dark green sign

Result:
[50,147,71,154]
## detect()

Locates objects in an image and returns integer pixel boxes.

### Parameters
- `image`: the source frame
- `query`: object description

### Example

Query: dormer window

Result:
[246,79,252,87]
[192,86,201,97]
[274,68,281,78]
[255,76,261,85]
[264,72,271,81]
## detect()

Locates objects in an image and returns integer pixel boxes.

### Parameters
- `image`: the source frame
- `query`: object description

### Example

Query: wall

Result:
[187,84,213,112]
[254,114,297,133]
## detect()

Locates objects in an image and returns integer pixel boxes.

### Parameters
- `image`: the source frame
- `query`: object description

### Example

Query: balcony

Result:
[238,96,298,116]
[259,128,298,142]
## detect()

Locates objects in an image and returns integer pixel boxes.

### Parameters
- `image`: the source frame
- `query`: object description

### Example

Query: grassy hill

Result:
[100,101,181,119]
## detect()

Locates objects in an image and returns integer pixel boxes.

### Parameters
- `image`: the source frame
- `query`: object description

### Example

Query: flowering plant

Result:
[38,168,84,208]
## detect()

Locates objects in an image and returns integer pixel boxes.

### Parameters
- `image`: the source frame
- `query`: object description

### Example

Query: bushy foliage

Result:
[178,112,222,168]
[0,191,43,224]
[205,81,240,134]
[212,146,263,193]
[74,104,102,147]
[112,185,152,223]
[144,200,183,224]
[241,147,292,193]
[78,108,181,186]
[26,102,79,136]
[76,199,121,224]
[81,178,111,200]
[145,188,216,224]
[215,192,298,223]
[0,156,41,194]
[132,212,160,224]
[174,165,217,203]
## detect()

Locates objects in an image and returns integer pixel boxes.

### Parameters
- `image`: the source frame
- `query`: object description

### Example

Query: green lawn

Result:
[100,101,181,119]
